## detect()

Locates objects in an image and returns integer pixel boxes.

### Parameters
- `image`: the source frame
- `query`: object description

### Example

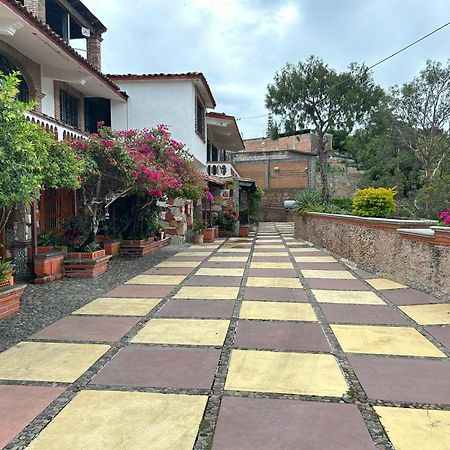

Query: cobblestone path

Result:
[0,222,449,449]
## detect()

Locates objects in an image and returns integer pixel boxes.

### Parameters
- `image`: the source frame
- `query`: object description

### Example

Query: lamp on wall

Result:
[273,167,280,172]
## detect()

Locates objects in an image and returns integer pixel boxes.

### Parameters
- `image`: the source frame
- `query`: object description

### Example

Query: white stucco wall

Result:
[110,80,206,166]
[41,76,55,117]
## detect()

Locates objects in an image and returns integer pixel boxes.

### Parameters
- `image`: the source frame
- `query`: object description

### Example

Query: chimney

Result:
[24,0,46,23]
[87,33,102,71]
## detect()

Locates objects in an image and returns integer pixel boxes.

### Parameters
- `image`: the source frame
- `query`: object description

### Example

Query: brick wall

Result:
[0,40,42,111]
[268,160,308,190]
[236,162,266,187]
[54,81,86,131]
[244,133,319,154]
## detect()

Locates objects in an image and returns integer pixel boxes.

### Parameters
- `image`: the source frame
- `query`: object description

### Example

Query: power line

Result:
[237,18,450,121]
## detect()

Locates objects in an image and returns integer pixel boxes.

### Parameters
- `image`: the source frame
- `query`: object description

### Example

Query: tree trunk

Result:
[318,135,331,203]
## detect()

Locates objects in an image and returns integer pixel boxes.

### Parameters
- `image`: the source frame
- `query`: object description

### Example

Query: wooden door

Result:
[39,189,75,232]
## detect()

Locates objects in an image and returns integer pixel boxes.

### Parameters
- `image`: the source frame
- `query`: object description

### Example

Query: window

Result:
[195,95,205,140]
[60,90,79,128]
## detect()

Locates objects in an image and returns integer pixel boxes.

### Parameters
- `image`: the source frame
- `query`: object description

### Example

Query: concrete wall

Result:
[111,79,207,166]
[294,213,450,297]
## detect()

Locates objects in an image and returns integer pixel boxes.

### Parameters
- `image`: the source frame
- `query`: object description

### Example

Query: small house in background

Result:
[206,112,256,234]
[232,130,331,220]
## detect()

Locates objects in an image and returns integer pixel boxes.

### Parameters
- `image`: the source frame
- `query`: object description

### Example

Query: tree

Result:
[71,124,206,243]
[390,59,450,186]
[0,72,84,233]
[266,114,279,140]
[266,56,383,202]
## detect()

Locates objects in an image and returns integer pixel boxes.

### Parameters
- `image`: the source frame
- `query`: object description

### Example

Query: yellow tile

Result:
[256,239,282,243]
[331,325,446,357]
[399,304,450,325]
[131,319,229,345]
[174,286,239,300]
[366,278,407,290]
[73,298,161,316]
[173,252,210,257]
[156,261,200,268]
[27,390,207,450]
[250,262,294,269]
[190,245,218,249]
[125,275,185,285]
[246,277,302,289]
[301,270,355,280]
[240,301,316,321]
[0,342,109,383]
[312,290,385,305]
[253,252,289,257]
[290,248,321,253]
[218,248,250,253]
[374,406,450,450]
[196,268,244,277]
[225,350,347,397]
[254,245,285,249]
[295,256,337,263]
[210,256,248,262]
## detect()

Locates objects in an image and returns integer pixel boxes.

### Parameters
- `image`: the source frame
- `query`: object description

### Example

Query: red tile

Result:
[213,397,375,450]
[244,287,308,302]
[32,316,140,342]
[381,288,446,305]
[234,321,330,352]
[0,385,65,448]
[425,326,450,350]
[91,345,221,389]
[305,279,369,291]
[158,300,235,318]
[320,304,409,325]
[349,355,450,404]
[185,276,242,287]
[104,285,173,298]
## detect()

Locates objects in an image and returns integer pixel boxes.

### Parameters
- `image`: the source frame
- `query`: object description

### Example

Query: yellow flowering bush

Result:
[352,187,397,218]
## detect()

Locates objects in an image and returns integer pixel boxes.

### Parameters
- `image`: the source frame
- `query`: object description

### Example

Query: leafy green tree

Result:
[266,56,383,202]
[390,60,450,186]
[266,114,279,140]
[0,72,84,233]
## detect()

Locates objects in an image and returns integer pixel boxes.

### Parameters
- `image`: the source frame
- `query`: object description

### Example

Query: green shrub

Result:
[193,220,205,235]
[352,187,397,218]
[293,189,321,213]
[330,197,353,213]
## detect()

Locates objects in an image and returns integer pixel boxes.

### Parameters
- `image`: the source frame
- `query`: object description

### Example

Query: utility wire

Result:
[237,18,450,121]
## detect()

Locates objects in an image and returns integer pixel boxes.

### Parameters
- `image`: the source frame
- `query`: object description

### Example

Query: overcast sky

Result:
[83,0,450,139]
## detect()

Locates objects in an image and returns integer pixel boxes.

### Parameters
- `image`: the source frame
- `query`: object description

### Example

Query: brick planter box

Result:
[213,226,219,238]
[103,240,121,256]
[120,237,170,257]
[203,228,215,243]
[0,284,25,319]
[64,249,111,278]
[239,225,250,237]
[34,249,65,284]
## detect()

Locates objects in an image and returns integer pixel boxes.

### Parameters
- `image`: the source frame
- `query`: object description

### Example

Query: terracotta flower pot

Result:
[103,240,121,256]
[34,249,65,284]
[203,228,215,243]
[193,234,204,245]
[214,226,219,238]
[239,225,250,237]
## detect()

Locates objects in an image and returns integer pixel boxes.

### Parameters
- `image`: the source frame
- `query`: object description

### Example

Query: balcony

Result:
[25,111,89,141]
[206,162,240,178]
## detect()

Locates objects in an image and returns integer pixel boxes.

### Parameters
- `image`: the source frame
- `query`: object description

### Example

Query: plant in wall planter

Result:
[0,259,25,320]
[217,205,239,237]
[33,231,65,284]
[192,220,205,244]
[62,217,111,278]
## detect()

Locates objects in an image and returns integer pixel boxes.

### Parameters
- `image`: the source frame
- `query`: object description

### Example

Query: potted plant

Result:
[217,205,239,237]
[34,231,65,284]
[239,210,250,237]
[192,220,205,244]
[203,222,215,243]
[0,258,25,320]
[62,217,112,278]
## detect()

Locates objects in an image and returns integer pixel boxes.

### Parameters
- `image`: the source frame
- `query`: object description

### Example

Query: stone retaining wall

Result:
[294,213,450,297]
